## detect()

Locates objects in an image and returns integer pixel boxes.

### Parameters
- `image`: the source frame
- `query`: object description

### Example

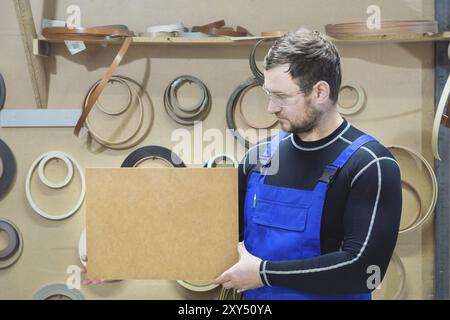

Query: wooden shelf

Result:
[33,32,450,56]
[328,32,450,43]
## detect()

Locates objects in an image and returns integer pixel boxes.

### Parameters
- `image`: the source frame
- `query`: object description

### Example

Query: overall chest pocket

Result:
[253,199,309,232]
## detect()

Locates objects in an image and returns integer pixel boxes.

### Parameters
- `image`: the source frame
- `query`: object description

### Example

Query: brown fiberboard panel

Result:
[86,167,239,281]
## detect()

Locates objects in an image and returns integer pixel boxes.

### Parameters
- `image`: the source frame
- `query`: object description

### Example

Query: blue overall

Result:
[244,132,375,300]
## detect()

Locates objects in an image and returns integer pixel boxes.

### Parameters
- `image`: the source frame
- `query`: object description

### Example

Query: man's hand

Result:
[80,255,105,286]
[214,242,264,291]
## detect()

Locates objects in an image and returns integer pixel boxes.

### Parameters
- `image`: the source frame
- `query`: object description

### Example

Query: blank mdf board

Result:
[86,168,239,281]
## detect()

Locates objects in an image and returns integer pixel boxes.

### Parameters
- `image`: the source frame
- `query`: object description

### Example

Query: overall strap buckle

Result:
[318,164,341,184]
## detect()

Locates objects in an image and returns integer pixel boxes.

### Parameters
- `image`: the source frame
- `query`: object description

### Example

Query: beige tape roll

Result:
[387,145,438,234]
[96,77,132,116]
[176,280,219,292]
[25,151,85,221]
[337,83,366,115]
[85,77,144,147]
[432,70,450,160]
[399,180,422,233]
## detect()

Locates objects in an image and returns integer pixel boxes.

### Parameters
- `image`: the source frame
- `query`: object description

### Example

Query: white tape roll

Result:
[37,152,74,189]
[432,71,450,160]
[79,228,86,267]
[206,154,239,168]
[337,83,366,115]
[25,151,85,221]
[145,22,185,33]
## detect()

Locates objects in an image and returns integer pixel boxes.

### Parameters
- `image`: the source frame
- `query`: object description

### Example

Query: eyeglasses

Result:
[262,86,304,106]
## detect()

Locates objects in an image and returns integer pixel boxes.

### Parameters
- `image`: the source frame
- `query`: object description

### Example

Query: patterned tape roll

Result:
[164,75,211,126]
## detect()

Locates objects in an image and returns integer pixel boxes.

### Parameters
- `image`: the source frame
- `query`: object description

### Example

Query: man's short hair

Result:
[264,29,342,104]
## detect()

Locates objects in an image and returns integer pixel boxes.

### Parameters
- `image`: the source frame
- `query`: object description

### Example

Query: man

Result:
[214,30,402,300]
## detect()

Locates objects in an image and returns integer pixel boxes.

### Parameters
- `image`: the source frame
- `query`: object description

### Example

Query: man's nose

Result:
[267,99,282,114]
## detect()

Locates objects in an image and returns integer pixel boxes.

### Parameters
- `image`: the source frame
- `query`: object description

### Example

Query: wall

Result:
[0,0,436,299]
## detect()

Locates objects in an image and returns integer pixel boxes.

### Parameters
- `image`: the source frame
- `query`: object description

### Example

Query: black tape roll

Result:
[226,78,264,149]
[0,73,5,110]
[121,146,186,168]
[0,139,16,197]
[0,220,19,260]
[164,75,211,126]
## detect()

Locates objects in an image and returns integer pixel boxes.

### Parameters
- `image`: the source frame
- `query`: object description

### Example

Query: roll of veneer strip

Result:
[83,75,153,150]
[0,218,23,269]
[0,73,5,109]
[325,20,438,39]
[121,146,186,168]
[145,23,185,33]
[37,152,74,189]
[237,81,278,130]
[249,37,278,82]
[206,154,239,168]
[138,32,175,38]
[373,253,406,300]
[84,76,144,148]
[164,76,211,126]
[32,283,86,300]
[177,280,219,292]
[227,77,270,149]
[42,25,135,136]
[387,145,438,234]
[175,32,215,38]
[432,69,450,160]
[337,83,366,115]
[25,151,85,221]
[0,139,16,198]
[261,31,287,37]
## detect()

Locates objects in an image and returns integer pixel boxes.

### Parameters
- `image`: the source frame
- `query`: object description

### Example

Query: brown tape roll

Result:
[325,20,438,39]
[261,31,287,37]
[42,26,135,136]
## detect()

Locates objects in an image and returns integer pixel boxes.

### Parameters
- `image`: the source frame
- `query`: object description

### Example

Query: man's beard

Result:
[282,100,324,134]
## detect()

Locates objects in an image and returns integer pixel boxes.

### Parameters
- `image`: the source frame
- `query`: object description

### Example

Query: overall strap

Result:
[258,131,289,175]
[318,134,376,184]
[259,131,290,166]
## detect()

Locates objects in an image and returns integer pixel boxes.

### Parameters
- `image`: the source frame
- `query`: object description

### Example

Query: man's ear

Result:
[314,81,331,104]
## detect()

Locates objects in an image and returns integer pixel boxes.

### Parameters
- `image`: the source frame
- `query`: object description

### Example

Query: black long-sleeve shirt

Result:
[238,120,402,295]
